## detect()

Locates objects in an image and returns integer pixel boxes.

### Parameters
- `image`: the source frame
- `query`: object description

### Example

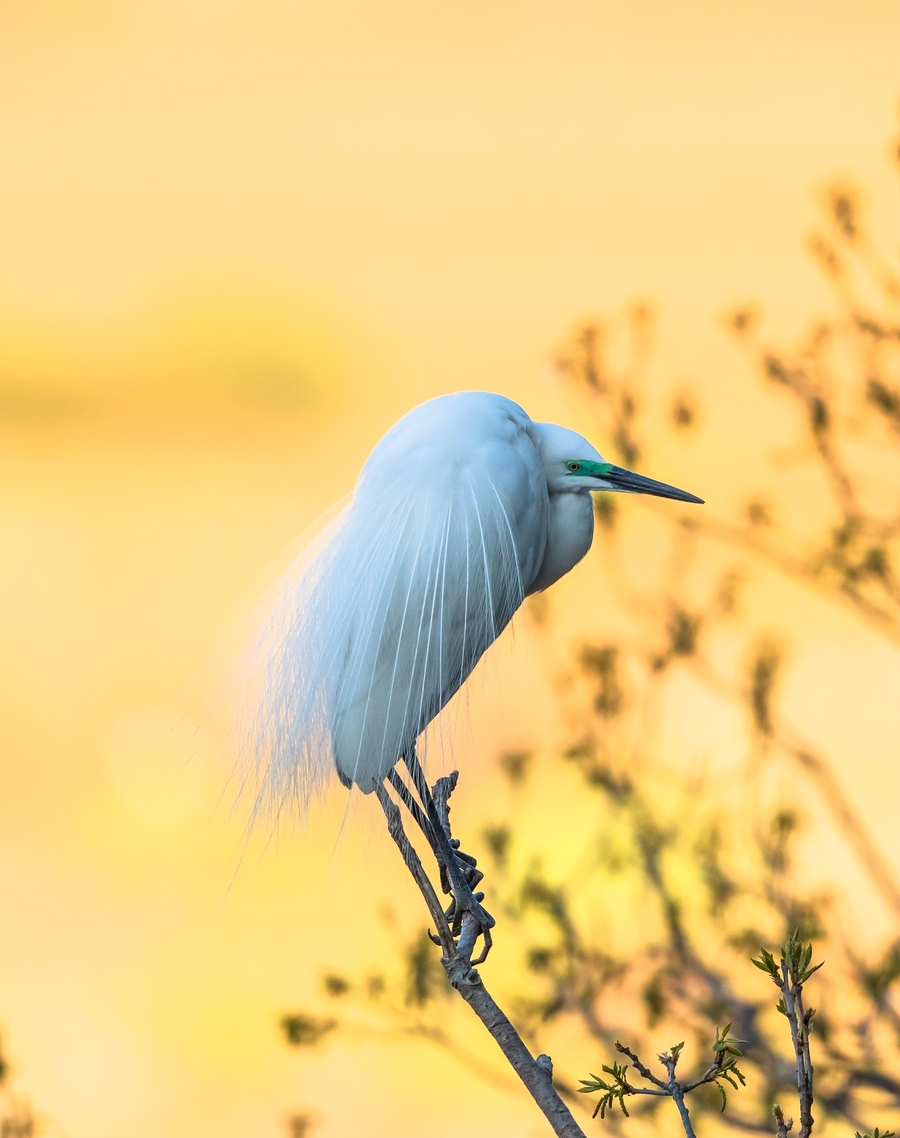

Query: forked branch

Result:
[579,1026,747,1138]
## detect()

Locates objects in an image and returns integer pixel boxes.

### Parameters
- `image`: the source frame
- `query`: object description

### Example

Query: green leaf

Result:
[579,1074,614,1093]
[752,948,779,977]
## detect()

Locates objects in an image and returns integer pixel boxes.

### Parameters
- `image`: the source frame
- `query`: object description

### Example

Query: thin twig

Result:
[753,936,819,1138]
[780,957,815,1138]
[616,1042,667,1088]
[580,1031,745,1136]
[378,772,588,1138]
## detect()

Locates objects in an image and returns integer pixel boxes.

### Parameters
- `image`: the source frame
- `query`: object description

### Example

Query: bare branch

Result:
[377,774,588,1138]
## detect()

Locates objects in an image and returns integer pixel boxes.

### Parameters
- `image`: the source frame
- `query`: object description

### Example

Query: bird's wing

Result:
[238,392,549,816]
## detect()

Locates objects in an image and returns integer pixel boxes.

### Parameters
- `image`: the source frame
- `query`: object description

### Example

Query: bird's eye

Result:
[566,461,580,473]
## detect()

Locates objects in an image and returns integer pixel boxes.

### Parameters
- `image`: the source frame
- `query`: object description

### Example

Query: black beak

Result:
[597,465,704,504]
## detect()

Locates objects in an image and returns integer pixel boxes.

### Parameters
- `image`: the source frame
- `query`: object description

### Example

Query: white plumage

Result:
[240,391,701,813]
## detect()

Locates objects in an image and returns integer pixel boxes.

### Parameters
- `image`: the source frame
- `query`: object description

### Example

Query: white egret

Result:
[242,391,702,957]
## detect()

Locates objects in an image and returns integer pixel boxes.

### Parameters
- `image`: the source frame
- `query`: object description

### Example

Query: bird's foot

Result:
[429,776,495,965]
[393,756,495,965]
[427,877,494,965]
[443,884,494,966]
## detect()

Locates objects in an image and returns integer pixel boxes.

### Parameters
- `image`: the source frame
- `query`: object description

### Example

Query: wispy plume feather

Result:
[235,393,540,824]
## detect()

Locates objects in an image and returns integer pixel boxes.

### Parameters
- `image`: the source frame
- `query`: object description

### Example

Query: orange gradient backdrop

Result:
[0,3,898,1136]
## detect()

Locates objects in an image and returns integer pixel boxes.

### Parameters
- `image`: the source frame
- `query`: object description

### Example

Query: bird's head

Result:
[534,423,704,504]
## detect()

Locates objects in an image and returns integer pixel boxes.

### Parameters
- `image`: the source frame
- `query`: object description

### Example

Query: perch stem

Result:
[377,769,587,1138]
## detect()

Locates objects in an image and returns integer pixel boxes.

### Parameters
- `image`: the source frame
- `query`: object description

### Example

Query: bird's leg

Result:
[431,771,484,900]
[386,768,430,837]
[382,749,495,963]
[375,784,454,957]
[387,767,454,895]
[386,766,466,935]
[401,748,495,963]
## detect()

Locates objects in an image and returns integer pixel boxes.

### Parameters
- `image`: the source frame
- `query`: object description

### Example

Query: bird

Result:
[240,390,703,821]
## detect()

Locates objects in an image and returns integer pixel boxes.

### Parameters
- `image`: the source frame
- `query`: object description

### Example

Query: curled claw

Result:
[456,904,495,962]
[470,928,493,966]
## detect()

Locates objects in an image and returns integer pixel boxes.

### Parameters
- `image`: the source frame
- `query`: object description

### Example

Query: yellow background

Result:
[0,3,898,1136]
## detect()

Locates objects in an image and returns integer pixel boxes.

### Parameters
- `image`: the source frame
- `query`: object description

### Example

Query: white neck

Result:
[527,491,594,594]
